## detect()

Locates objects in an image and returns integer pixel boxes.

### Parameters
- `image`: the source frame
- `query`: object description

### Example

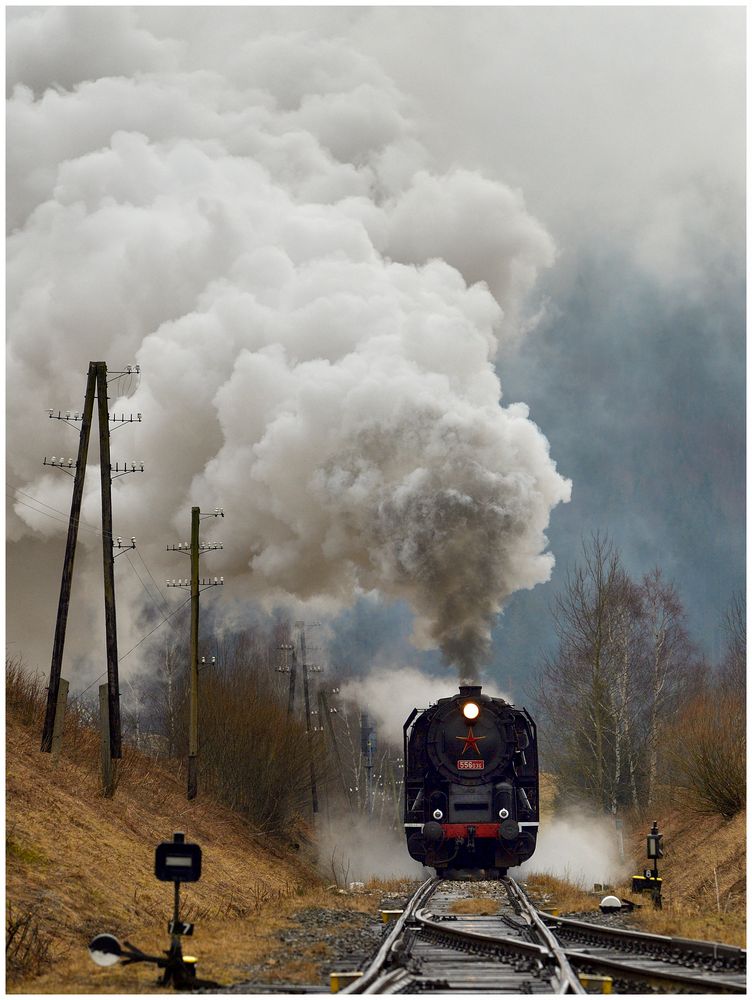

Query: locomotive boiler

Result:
[403,684,539,878]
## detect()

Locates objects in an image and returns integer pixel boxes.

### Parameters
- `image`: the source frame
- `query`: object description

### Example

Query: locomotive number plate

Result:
[457,759,484,770]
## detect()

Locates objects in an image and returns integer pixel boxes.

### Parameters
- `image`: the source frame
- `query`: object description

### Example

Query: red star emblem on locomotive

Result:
[456,727,486,757]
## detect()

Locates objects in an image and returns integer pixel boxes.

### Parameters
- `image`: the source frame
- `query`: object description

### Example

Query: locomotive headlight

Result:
[462,701,480,721]
[432,808,444,820]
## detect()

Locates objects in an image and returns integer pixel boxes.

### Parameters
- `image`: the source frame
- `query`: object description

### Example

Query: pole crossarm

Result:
[110,462,144,479]
[48,409,86,427]
[108,413,142,429]
[107,364,141,381]
[113,538,137,559]
[42,457,77,477]
[166,578,224,591]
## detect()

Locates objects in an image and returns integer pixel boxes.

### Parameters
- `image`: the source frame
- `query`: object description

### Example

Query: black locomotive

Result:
[403,684,539,877]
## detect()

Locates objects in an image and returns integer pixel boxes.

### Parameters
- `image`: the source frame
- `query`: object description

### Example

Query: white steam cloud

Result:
[316,813,429,883]
[515,813,628,887]
[7,10,570,679]
[341,666,512,747]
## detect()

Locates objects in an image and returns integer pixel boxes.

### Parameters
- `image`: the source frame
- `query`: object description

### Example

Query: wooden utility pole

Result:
[361,712,375,816]
[41,363,97,751]
[167,507,223,800]
[299,625,319,815]
[96,362,122,759]
[40,361,143,768]
[188,507,200,799]
[275,638,298,717]
[287,644,298,717]
[319,688,353,810]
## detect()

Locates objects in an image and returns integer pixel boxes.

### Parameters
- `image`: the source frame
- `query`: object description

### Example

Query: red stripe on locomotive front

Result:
[441,823,500,838]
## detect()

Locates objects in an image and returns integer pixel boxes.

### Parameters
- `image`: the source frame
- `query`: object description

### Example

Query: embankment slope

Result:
[6,713,316,992]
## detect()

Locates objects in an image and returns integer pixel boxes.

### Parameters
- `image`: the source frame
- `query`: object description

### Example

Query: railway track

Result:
[543,911,746,994]
[341,877,746,994]
[341,876,584,994]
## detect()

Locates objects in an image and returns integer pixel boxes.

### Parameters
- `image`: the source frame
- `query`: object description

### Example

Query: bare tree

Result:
[540,533,625,811]
[639,568,694,807]
[720,590,745,689]
[604,574,644,811]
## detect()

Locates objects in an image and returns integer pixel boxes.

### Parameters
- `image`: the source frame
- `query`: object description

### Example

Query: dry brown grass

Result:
[449,897,499,915]
[365,877,420,894]
[539,772,557,822]
[5,699,331,993]
[523,873,600,915]
[624,809,744,907]
[5,666,395,996]
[612,805,746,948]
[626,898,745,948]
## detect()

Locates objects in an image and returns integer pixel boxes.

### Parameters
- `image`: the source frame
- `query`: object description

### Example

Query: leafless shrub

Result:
[6,905,54,980]
[329,846,351,888]
[200,656,313,832]
[6,657,46,726]
[668,686,745,820]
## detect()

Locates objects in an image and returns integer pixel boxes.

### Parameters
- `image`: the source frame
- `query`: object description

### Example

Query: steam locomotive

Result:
[403,684,539,878]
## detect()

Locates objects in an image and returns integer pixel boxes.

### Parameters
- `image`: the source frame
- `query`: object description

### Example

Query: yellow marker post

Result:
[330,971,362,992]
[578,973,613,994]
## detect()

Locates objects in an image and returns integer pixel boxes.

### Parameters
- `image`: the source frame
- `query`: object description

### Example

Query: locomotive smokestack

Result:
[459,684,482,699]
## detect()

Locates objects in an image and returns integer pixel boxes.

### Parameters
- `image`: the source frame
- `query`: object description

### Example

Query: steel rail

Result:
[414,910,556,960]
[413,911,578,993]
[563,948,746,994]
[349,875,584,994]
[504,877,585,993]
[339,876,439,994]
[341,874,745,995]
[543,911,746,972]
[540,911,746,994]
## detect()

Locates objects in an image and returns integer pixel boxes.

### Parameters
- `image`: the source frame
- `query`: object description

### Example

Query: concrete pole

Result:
[99,683,114,797]
[50,678,69,764]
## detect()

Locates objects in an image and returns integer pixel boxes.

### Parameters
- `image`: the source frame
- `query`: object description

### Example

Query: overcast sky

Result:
[6,7,745,698]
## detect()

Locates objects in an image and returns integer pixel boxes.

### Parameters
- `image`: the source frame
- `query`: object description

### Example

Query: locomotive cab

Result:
[403,684,538,878]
